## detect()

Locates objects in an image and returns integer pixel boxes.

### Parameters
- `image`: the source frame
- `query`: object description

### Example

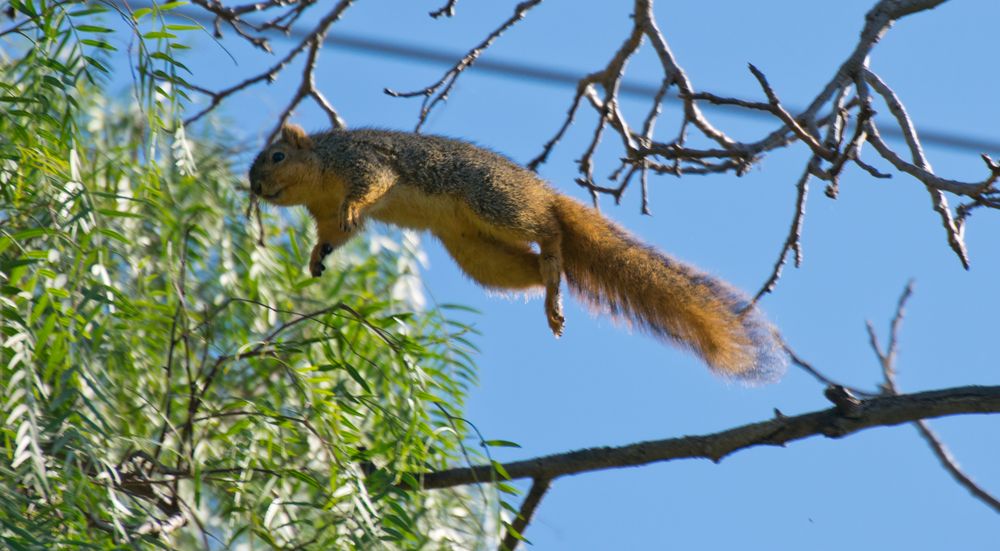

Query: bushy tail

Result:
[553,196,787,382]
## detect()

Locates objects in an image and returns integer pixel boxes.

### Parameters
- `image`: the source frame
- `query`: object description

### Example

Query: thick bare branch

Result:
[419,385,1000,489]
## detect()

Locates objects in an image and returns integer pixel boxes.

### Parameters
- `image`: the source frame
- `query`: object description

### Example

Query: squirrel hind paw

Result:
[547,313,565,337]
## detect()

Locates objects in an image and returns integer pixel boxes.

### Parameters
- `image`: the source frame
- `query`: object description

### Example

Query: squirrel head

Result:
[249,124,322,206]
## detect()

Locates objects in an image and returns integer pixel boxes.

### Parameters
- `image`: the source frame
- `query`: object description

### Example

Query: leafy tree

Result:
[1,2,493,548]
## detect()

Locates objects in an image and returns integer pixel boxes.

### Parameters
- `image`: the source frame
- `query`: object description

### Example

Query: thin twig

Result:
[862,69,984,268]
[748,64,834,162]
[867,281,1000,514]
[429,0,459,18]
[783,342,876,398]
[184,0,355,126]
[913,420,1000,514]
[753,162,812,302]
[385,0,544,132]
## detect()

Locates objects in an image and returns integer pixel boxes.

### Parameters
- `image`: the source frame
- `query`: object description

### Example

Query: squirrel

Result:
[249,124,787,382]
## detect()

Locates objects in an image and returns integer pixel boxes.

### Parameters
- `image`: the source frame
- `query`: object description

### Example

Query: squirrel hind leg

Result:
[437,232,543,292]
[538,232,565,337]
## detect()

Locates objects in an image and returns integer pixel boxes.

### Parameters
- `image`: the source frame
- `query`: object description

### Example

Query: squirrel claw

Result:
[546,297,565,337]
[310,242,333,277]
[310,261,326,278]
[547,313,565,338]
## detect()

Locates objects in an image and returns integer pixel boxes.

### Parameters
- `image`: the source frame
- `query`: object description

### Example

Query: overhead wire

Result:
[161,3,999,154]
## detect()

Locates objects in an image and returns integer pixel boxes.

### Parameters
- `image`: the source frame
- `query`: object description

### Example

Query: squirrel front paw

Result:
[309,243,335,277]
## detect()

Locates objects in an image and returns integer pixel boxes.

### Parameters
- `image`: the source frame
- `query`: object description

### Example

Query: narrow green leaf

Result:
[96,228,130,244]
[286,470,323,491]
[399,472,420,490]
[150,52,190,72]
[41,75,65,89]
[142,31,177,40]
[497,482,520,495]
[492,460,512,481]
[500,499,521,517]
[81,39,116,51]
[83,56,109,72]
[13,0,37,17]
[483,439,521,448]
[158,1,190,11]
[341,362,372,394]
[502,521,529,543]
[75,25,113,33]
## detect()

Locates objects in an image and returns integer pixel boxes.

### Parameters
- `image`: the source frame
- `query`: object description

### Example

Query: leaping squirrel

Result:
[249,124,787,382]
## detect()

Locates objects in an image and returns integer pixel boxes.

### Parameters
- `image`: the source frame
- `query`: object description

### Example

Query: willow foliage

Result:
[0,2,492,548]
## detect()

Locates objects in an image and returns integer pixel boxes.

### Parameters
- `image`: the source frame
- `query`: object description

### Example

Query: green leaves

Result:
[0,3,496,548]
[79,38,115,51]
[484,439,522,449]
[75,24,113,33]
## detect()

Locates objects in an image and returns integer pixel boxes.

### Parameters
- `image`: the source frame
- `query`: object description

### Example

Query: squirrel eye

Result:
[271,151,286,163]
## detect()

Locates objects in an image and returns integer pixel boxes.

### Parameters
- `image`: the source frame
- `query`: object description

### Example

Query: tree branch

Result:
[183,0,355,126]
[522,0,991,275]
[419,385,1000,489]
[500,477,551,551]
[752,161,812,302]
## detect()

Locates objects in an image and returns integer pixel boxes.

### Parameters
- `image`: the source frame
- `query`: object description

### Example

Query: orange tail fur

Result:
[553,195,786,381]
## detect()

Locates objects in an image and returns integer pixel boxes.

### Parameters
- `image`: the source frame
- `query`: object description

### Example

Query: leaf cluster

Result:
[0,3,489,548]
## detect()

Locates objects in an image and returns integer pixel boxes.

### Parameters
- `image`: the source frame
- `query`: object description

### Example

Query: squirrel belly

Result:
[249,124,787,382]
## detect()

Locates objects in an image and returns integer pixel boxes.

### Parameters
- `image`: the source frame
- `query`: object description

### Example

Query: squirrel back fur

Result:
[249,124,787,382]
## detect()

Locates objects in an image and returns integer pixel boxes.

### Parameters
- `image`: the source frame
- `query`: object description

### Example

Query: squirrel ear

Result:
[281,124,314,150]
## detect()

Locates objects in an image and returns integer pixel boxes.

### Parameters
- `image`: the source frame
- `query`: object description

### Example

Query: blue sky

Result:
[155,1,999,548]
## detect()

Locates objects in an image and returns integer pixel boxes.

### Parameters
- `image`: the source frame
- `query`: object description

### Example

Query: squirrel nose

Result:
[250,178,262,195]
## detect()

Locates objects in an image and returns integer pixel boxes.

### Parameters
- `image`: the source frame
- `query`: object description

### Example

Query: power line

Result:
[322,33,998,154]
[174,5,999,154]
